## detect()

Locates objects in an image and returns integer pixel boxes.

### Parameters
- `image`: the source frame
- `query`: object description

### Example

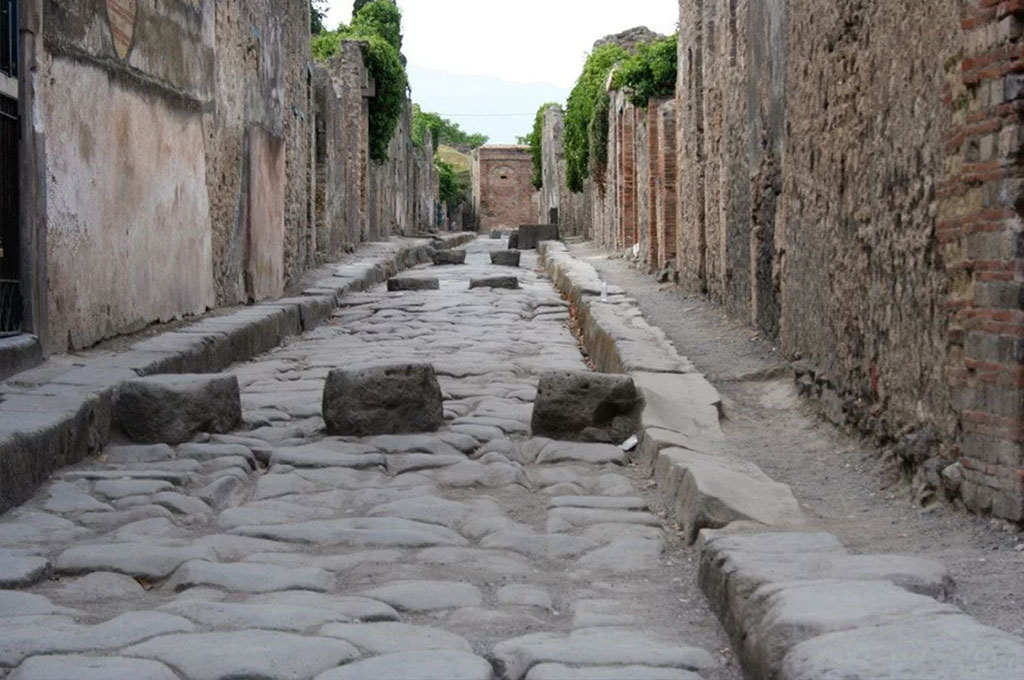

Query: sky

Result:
[323,0,679,143]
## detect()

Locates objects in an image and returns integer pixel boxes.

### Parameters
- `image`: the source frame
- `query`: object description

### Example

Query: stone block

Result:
[518,224,559,250]
[490,230,504,239]
[490,250,522,267]
[470,277,520,290]
[507,233,520,249]
[387,278,440,292]
[531,371,643,444]
[323,363,444,436]
[113,374,242,445]
[431,250,467,265]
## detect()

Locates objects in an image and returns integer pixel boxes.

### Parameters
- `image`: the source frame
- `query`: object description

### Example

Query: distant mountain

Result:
[407,64,570,145]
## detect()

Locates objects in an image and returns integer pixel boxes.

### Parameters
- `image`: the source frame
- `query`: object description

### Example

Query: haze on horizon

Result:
[323,0,679,143]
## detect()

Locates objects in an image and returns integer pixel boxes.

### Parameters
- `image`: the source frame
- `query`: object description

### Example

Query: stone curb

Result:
[537,241,1024,679]
[0,233,475,513]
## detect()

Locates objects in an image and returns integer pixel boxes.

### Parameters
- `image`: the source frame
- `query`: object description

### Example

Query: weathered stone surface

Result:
[231,517,469,548]
[0,553,50,588]
[104,444,175,464]
[497,585,552,610]
[469,276,520,290]
[579,537,664,571]
[493,628,716,680]
[432,249,467,265]
[270,443,385,470]
[168,560,333,593]
[319,622,472,653]
[358,580,483,611]
[526,664,700,680]
[481,532,598,559]
[0,591,71,617]
[491,250,522,267]
[159,599,368,631]
[387,277,440,291]
[123,630,359,680]
[323,363,443,436]
[8,655,180,680]
[56,543,216,579]
[779,614,1024,680]
[93,479,174,500]
[113,374,242,444]
[534,440,626,465]
[413,547,534,575]
[57,572,145,601]
[315,650,493,680]
[531,372,642,444]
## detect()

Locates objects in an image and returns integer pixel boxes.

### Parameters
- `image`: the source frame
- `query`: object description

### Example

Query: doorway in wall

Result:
[0,0,20,335]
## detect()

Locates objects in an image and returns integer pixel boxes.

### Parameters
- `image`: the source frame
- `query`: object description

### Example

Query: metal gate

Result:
[0,94,21,335]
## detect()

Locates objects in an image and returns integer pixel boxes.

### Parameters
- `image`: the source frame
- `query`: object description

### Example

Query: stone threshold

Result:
[0,232,475,514]
[537,240,1024,679]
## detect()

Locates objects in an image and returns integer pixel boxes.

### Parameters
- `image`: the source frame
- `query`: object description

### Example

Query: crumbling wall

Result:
[538,106,588,236]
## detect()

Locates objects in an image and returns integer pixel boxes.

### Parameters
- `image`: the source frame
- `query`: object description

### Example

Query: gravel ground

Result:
[569,240,1024,638]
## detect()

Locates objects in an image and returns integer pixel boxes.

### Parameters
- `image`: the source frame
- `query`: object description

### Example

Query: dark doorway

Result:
[0,0,15,79]
[0,0,21,335]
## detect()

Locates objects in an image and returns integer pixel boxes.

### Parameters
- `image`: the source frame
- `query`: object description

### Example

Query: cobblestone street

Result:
[0,238,738,680]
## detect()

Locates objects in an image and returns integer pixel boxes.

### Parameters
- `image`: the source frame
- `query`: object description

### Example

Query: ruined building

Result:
[539,2,1024,523]
[471,145,539,231]
[1,0,437,363]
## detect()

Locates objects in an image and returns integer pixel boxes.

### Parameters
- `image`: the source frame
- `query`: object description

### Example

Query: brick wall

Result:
[472,146,539,230]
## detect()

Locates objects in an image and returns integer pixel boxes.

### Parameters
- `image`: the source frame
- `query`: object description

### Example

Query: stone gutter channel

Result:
[0,233,476,514]
[537,241,1024,679]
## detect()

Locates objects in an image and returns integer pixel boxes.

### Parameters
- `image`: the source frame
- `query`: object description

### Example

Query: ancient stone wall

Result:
[538,106,588,236]
[472,145,539,230]
[540,2,1023,521]
[26,1,438,355]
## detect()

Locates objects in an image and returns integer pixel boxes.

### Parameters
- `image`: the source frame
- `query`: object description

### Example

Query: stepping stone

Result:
[123,630,358,680]
[231,517,469,548]
[497,584,552,610]
[491,250,522,267]
[8,655,180,680]
[113,374,242,444]
[492,628,716,680]
[526,664,700,680]
[323,363,444,436]
[319,622,472,653]
[470,276,519,290]
[168,560,333,593]
[387,277,440,291]
[314,650,493,680]
[55,543,216,579]
[432,249,467,265]
[0,611,196,667]
[531,372,641,445]
[0,552,49,588]
[359,580,483,611]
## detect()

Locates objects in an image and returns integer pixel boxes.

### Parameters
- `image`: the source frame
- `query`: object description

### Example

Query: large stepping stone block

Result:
[518,224,559,249]
[531,371,643,444]
[470,276,519,290]
[431,249,467,265]
[323,363,444,436]
[491,250,522,267]
[387,277,440,291]
[113,374,242,445]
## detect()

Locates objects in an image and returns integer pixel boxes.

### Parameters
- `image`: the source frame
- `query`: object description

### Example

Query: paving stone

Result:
[60,470,190,485]
[535,440,626,465]
[469,276,519,290]
[434,461,523,488]
[546,507,661,533]
[497,585,552,610]
[596,473,636,496]
[254,472,319,500]
[77,506,175,531]
[579,537,664,571]
[57,572,145,601]
[413,547,533,575]
[217,500,337,529]
[176,443,256,468]
[0,553,49,588]
[494,628,716,680]
[549,496,648,510]
[123,630,358,680]
[362,434,463,457]
[7,655,180,680]
[481,532,599,559]
[358,580,483,611]
[158,598,372,632]
[0,591,72,618]
[525,665,700,680]
[245,591,399,622]
[152,492,213,517]
[316,650,493,680]
[113,374,242,444]
[320,622,472,653]
[0,611,196,666]
[779,614,1024,680]
[582,523,664,543]
[244,550,404,573]
[368,496,472,528]
[93,479,174,500]
[55,543,216,579]
[438,431,480,454]
[103,444,176,464]
[195,476,244,510]
[42,483,113,514]
[323,363,444,436]
[270,444,385,470]
[210,434,274,463]
[231,517,469,547]
[571,599,638,628]
[387,453,465,475]
[167,559,333,593]
[446,606,546,630]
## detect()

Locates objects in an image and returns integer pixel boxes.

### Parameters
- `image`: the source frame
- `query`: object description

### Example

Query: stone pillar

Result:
[941,2,1024,521]
[657,99,678,269]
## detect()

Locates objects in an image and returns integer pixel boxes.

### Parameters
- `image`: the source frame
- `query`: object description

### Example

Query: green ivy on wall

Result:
[611,34,678,108]
[564,44,627,193]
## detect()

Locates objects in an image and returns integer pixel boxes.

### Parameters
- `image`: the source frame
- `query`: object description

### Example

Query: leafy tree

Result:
[412,106,489,151]
[310,0,328,34]
[350,0,402,52]
[436,157,467,206]
[353,0,373,15]
[564,44,627,192]
[612,34,678,107]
